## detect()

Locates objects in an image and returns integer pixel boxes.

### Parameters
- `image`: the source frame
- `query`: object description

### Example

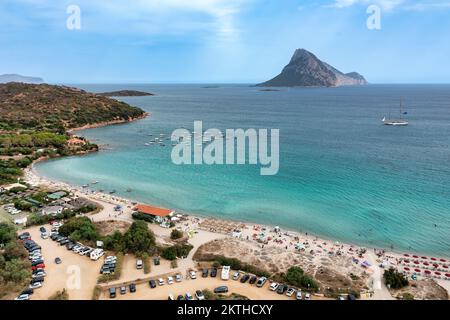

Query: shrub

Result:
[384,268,409,289]
[161,244,193,261]
[123,221,156,254]
[131,212,154,223]
[59,216,98,243]
[170,229,183,240]
[48,289,69,300]
[283,267,319,291]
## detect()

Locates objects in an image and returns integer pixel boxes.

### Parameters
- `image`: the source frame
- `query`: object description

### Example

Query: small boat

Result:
[126,188,132,192]
[109,190,116,194]
[144,143,150,146]
[82,184,89,188]
[91,181,99,184]
[383,99,409,126]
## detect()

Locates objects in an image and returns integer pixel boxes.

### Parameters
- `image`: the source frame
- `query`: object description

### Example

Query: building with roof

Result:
[40,205,64,216]
[47,191,67,201]
[135,204,174,223]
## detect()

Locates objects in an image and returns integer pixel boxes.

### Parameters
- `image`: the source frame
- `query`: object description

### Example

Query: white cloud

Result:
[6,0,248,39]
[330,0,405,11]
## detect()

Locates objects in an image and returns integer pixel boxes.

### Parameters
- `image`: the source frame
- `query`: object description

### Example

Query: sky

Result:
[1,0,450,83]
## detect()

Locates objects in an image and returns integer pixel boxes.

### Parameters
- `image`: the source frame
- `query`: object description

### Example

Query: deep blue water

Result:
[36,84,450,256]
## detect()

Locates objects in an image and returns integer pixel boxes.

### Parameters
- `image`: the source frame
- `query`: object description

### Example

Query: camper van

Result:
[221,266,230,280]
[90,248,104,261]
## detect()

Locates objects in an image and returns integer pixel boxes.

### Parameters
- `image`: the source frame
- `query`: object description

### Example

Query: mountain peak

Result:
[258,49,367,87]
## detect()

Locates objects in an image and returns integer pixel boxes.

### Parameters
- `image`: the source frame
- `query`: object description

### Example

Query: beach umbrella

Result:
[404,254,409,257]
[413,261,419,265]
[404,259,410,263]
[433,264,439,268]
[445,273,450,278]
[421,256,427,260]
[443,265,448,269]
[404,267,410,271]
[435,272,441,276]
[423,262,429,266]
[413,255,419,258]
[431,257,437,261]
[440,259,446,262]
[414,269,421,273]
[424,270,431,275]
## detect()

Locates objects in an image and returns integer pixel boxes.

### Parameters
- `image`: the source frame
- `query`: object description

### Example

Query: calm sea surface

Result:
[36,84,450,256]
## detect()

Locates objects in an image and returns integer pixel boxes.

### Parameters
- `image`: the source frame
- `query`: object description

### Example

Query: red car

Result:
[32,264,45,271]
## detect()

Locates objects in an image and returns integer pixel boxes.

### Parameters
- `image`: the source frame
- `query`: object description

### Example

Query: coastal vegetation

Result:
[282,266,318,291]
[161,243,193,261]
[0,222,31,298]
[48,289,69,300]
[97,252,123,283]
[170,229,183,240]
[0,82,146,186]
[384,268,409,289]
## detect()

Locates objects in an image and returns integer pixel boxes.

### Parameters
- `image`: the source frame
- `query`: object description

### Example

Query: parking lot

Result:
[24,225,103,300]
[99,272,296,301]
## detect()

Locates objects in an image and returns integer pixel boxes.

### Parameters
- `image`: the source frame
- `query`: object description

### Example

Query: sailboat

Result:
[382,99,409,126]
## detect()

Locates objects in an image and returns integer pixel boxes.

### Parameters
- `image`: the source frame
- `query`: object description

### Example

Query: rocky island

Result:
[258,49,367,87]
[97,90,154,97]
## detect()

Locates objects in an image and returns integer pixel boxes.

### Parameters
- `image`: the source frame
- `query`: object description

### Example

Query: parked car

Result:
[136,259,143,269]
[269,282,279,291]
[185,292,193,300]
[210,268,217,277]
[177,295,185,300]
[286,287,296,297]
[305,293,311,300]
[167,276,174,285]
[240,274,250,283]
[21,288,33,295]
[149,280,157,288]
[31,259,44,266]
[15,294,30,300]
[256,276,267,288]
[29,281,43,289]
[40,233,49,239]
[189,271,197,279]
[158,278,165,286]
[31,276,44,284]
[39,227,46,233]
[32,271,46,278]
[175,274,182,282]
[31,264,45,271]
[296,290,302,300]
[168,294,174,300]
[214,286,228,294]
[120,286,126,295]
[153,257,160,265]
[195,290,205,300]
[249,275,257,284]
[54,257,62,264]
[109,287,116,298]
[232,272,240,280]
[202,268,209,278]
[277,284,287,294]
[129,283,136,293]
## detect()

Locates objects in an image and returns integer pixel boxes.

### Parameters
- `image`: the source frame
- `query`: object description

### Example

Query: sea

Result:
[35,84,450,257]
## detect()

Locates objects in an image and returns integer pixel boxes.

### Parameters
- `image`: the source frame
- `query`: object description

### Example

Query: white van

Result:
[90,248,104,261]
[221,266,230,280]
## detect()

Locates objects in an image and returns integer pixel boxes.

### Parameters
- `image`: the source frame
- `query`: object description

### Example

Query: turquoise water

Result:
[36,84,450,257]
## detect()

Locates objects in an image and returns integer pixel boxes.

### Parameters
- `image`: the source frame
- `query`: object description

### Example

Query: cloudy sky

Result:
[1,0,449,83]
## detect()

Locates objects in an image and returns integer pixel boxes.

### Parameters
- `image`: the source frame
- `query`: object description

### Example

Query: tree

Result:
[0,223,16,245]
[384,268,409,289]
[123,221,155,254]
[58,216,98,242]
[284,266,318,291]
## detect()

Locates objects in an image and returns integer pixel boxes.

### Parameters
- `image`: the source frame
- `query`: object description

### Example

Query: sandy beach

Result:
[20,165,450,300]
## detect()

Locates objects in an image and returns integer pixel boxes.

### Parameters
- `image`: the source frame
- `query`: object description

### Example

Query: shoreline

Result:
[26,163,449,263]
[67,112,149,133]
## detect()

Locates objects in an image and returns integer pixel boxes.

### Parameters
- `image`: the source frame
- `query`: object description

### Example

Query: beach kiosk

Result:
[135,204,174,224]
